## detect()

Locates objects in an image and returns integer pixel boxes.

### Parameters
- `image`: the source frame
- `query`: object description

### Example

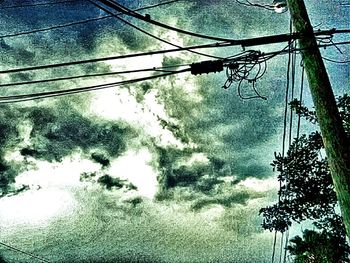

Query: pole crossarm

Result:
[239,29,350,47]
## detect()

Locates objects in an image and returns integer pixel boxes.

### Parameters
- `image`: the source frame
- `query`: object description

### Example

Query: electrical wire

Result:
[0,39,348,76]
[222,42,296,100]
[0,37,345,89]
[296,61,305,139]
[0,41,234,75]
[88,0,222,59]
[0,15,112,39]
[235,0,274,11]
[322,56,350,64]
[1,44,308,102]
[0,64,188,88]
[271,230,278,263]
[0,68,190,103]
[282,38,297,263]
[271,29,295,263]
[0,0,185,39]
[0,241,51,263]
[95,0,237,42]
[0,0,78,9]
[132,0,186,10]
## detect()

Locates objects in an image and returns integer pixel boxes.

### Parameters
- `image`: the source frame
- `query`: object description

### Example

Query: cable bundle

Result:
[222,51,267,100]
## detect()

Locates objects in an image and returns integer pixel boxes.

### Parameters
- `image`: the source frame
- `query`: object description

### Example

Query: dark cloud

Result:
[187,0,288,40]
[0,39,36,67]
[97,175,137,191]
[25,104,134,162]
[194,176,224,193]
[80,173,137,192]
[91,153,110,167]
[75,18,103,52]
[0,1,346,263]
[0,162,16,196]
[117,23,153,51]
[154,145,234,202]
[155,63,287,180]
[232,160,272,179]
[191,191,251,211]
[0,103,135,195]
[0,106,24,195]
[166,164,207,188]
[162,56,185,68]
[98,174,125,190]
[0,107,20,150]
[155,146,205,190]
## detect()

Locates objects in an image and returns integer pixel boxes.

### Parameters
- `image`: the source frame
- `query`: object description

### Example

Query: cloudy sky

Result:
[0,0,348,262]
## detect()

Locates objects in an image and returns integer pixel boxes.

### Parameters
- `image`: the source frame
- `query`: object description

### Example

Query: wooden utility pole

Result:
[287,0,350,238]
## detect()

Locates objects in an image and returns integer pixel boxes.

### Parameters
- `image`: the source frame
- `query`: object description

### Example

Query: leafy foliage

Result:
[288,215,349,263]
[338,94,350,136]
[260,132,336,232]
[260,94,350,261]
[289,99,317,124]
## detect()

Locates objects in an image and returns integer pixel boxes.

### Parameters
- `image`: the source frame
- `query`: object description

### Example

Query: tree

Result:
[288,215,349,263]
[260,94,350,262]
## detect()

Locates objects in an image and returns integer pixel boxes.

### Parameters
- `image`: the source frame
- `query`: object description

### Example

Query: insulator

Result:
[190,60,223,75]
[228,63,239,70]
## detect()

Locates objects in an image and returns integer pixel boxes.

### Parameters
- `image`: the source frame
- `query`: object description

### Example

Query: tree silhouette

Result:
[260,94,350,262]
[288,215,349,262]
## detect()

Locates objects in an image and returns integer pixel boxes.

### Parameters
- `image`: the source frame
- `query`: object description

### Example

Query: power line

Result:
[321,56,350,64]
[0,41,232,75]
[235,0,274,11]
[0,51,287,102]
[0,0,78,10]
[296,62,305,139]
[0,46,291,90]
[0,65,188,88]
[0,15,113,39]
[132,0,186,10]
[272,23,296,262]
[0,241,51,263]
[88,0,222,59]
[0,0,184,39]
[0,69,190,103]
[95,0,237,42]
[0,47,291,91]
[1,32,348,75]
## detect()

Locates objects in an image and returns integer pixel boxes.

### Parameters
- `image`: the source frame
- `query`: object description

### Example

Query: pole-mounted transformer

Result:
[190,60,223,75]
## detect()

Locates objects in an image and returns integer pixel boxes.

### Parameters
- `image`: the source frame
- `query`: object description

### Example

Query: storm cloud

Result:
[0,0,348,262]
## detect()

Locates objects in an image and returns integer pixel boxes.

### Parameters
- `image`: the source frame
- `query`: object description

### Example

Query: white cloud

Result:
[107,148,159,199]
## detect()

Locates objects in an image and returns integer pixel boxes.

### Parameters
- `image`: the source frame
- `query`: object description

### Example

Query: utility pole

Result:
[287,0,350,238]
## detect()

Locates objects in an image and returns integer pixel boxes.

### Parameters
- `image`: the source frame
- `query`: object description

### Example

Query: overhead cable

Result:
[235,0,274,10]
[88,0,222,59]
[0,69,190,103]
[0,16,112,39]
[0,241,51,263]
[95,0,237,42]
[1,42,349,102]
[321,56,350,64]
[0,41,231,75]
[0,0,77,9]
[0,0,185,39]
[0,65,188,88]
[1,32,348,75]
[0,47,291,89]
